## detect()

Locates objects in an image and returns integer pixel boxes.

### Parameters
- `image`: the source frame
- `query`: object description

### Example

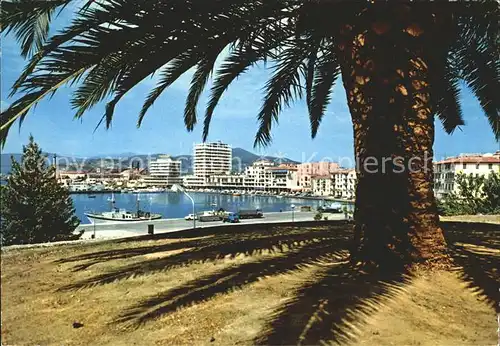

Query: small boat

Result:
[88,194,97,198]
[85,192,161,224]
[85,209,162,224]
[232,192,241,196]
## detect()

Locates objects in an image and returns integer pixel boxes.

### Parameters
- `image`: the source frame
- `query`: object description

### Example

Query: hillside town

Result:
[55,141,500,200]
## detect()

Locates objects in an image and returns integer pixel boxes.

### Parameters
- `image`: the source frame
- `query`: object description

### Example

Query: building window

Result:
[463,163,467,169]
[488,163,493,169]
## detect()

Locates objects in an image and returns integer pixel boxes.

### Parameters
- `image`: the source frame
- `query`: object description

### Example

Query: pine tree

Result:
[0,136,81,245]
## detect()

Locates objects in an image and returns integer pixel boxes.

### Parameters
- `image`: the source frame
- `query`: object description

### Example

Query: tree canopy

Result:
[0,0,498,147]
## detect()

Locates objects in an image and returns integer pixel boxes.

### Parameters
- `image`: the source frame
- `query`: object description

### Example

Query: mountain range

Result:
[1,148,298,175]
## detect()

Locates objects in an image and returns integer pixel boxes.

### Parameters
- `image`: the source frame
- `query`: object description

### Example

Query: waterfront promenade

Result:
[76,211,346,240]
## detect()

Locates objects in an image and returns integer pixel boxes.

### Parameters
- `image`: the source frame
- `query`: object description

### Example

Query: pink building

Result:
[297,162,340,191]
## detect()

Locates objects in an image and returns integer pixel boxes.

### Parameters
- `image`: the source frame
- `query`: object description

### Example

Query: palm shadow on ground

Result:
[56,220,499,344]
[444,221,500,313]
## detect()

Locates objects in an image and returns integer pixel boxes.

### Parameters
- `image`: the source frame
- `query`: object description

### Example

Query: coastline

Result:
[69,188,355,203]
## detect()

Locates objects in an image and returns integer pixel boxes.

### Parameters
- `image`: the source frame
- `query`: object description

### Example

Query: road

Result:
[76,211,347,240]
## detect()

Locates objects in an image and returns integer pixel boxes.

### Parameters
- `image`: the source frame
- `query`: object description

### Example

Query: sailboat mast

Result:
[136,193,141,214]
[109,192,115,211]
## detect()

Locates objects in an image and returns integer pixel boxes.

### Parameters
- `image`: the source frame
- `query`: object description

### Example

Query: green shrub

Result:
[437,172,500,216]
[314,212,323,221]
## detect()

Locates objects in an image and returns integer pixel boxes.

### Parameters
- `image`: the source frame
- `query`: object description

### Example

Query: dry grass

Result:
[1,219,499,345]
[441,214,500,224]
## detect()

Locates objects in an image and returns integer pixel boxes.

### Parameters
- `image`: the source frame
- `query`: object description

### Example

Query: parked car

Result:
[184,213,198,220]
[317,202,343,213]
[223,212,240,223]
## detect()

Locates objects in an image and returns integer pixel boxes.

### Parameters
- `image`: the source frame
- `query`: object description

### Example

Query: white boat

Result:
[85,209,162,224]
[85,192,161,224]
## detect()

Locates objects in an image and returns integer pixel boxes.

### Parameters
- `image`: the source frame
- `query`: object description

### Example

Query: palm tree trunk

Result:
[336,18,448,267]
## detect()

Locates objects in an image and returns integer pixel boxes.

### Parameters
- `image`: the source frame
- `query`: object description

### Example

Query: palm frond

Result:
[307,45,340,138]
[184,46,226,131]
[432,63,465,134]
[202,47,259,141]
[0,67,86,146]
[454,38,500,139]
[254,41,309,147]
[138,52,201,127]
[0,0,73,57]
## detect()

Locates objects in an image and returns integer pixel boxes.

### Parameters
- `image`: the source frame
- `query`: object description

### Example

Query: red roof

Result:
[435,155,500,165]
[332,168,356,174]
[267,165,298,171]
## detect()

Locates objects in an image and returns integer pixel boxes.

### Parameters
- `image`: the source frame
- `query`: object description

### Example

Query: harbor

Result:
[73,191,354,225]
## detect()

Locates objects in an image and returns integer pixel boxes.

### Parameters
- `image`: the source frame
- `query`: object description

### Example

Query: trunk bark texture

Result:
[335,7,450,267]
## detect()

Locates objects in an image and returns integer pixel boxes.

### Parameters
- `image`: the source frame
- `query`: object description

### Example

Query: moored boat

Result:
[84,192,162,223]
[85,209,162,224]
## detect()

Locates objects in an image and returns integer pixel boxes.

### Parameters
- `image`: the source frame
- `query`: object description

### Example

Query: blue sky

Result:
[1,8,498,162]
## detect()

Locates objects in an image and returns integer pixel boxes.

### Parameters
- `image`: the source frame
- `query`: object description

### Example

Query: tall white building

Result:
[194,141,232,177]
[434,152,500,198]
[183,141,232,187]
[143,155,181,187]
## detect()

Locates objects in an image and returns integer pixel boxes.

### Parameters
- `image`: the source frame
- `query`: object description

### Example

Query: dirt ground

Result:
[1,218,499,345]
[440,214,499,224]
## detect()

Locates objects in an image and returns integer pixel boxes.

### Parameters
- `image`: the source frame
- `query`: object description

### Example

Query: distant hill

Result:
[1,153,56,175]
[1,147,299,175]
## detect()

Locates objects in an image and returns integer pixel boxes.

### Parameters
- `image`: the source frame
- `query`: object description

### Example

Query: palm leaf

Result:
[0,0,73,57]
[138,52,201,127]
[308,45,340,138]
[455,38,500,139]
[202,47,259,141]
[432,63,465,134]
[0,67,86,146]
[254,41,309,147]
[184,46,226,131]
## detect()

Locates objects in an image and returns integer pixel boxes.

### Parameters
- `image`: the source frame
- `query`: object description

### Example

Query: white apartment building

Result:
[183,175,207,188]
[143,155,182,187]
[194,141,232,177]
[311,169,357,199]
[243,160,274,190]
[434,152,500,198]
[206,174,246,189]
[187,160,299,192]
[311,175,334,196]
[332,169,357,199]
[268,165,300,191]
